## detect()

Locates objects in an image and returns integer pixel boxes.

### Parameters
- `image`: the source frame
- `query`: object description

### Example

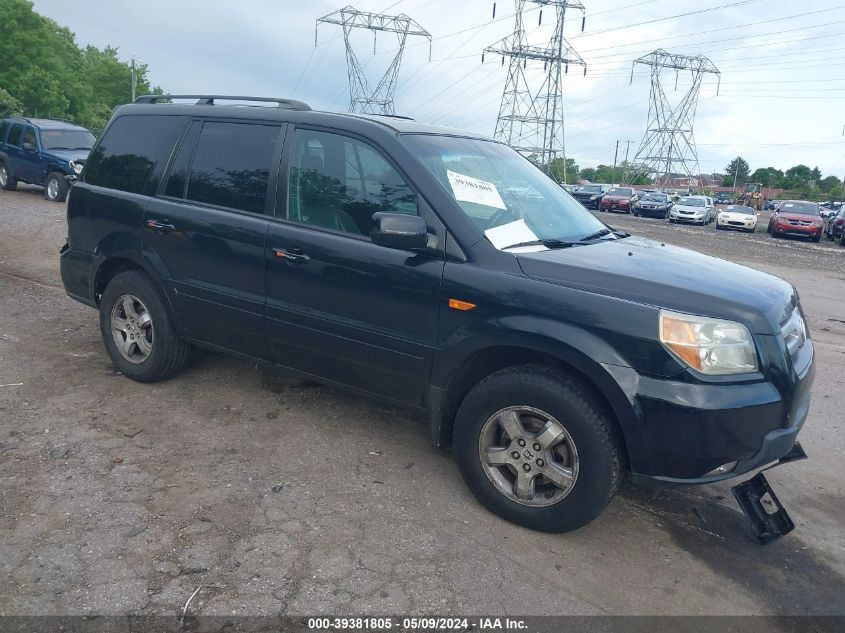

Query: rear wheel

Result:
[0,163,17,191]
[99,270,191,383]
[454,365,622,533]
[44,172,68,202]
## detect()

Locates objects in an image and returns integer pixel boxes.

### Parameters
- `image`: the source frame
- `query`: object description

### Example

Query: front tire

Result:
[99,270,190,383]
[453,365,622,533]
[0,163,17,191]
[44,172,69,202]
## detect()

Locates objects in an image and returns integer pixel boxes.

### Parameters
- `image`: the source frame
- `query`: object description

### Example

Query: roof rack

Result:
[133,95,311,111]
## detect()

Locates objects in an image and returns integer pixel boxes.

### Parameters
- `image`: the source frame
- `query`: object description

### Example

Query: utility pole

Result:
[316,7,431,115]
[484,1,586,179]
[131,56,137,102]
[733,160,739,190]
[612,140,619,186]
[620,139,633,183]
[627,49,720,188]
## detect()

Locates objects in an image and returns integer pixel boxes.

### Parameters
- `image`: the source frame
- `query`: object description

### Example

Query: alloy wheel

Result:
[0,165,7,187]
[47,177,60,200]
[110,294,154,364]
[478,406,579,507]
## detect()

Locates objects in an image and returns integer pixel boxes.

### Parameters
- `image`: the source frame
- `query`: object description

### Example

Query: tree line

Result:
[724,157,842,199]
[0,0,161,133]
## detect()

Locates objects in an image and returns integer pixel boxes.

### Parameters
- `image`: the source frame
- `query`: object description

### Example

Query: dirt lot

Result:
[1,186,844,617]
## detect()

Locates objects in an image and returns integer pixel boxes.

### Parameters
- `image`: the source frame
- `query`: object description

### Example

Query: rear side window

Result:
[183,121,280,214]
[8,124,22,146]
[85,115,184,195]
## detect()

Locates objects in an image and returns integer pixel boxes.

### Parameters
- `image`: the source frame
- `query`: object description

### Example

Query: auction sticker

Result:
[447,170,507,210]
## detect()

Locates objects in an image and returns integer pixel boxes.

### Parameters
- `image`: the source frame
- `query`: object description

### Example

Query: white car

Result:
[716,205,758,233]
[669,195,714,225]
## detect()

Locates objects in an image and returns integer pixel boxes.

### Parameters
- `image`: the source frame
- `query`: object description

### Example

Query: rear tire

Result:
[99,270,191,383]
[0,163,17,191]
[453,365,622,533]
[44,172,68,202]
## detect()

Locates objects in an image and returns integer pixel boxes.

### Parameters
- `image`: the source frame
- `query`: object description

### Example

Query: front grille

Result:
[781,308,807,359]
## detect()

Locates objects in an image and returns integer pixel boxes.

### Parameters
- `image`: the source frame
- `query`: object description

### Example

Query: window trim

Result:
[276,124,422,242]
[156,117,286,218]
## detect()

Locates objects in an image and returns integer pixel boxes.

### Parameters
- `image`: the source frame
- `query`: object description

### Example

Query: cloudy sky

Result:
[31,0,845,178]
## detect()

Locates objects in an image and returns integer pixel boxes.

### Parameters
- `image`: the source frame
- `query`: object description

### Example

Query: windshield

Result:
[780,202,820,216]
[40,128,95,150]
[643,193,667,202]
[678,197,705,207]
[578,185,604,193]
[606,188,632,196]
[401,134,608,244]
[726,206,754,215]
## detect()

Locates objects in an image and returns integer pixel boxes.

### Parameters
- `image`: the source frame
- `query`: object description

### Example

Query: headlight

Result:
[659,310,758,375]
[70,161,83,175]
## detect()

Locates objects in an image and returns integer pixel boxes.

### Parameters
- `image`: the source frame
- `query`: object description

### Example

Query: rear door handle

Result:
[272,247,310,264]
[146,219,175,233]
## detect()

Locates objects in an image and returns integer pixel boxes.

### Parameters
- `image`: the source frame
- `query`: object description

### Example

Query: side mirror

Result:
[370,212,428,251]
[22,142,36,152]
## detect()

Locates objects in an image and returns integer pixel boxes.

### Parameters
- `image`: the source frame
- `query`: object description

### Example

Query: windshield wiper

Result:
[502,238,577,251]
[579,228,613,242]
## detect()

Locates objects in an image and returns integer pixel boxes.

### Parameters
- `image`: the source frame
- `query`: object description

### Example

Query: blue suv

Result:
[0,117,95,202]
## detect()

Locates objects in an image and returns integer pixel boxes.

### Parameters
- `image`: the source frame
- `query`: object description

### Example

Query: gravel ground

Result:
[0,186,844,617]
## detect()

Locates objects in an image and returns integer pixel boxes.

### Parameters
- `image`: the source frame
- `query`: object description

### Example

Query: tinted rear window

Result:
[183,121,280,214]
[85,115,184,194]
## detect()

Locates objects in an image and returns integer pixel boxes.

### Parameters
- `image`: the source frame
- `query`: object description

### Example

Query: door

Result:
[143,119,284,358]
[18,126,42,183]
[265,127,444,406]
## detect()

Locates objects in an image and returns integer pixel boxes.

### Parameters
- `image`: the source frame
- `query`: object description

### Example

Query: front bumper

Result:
[600,201,630,212]
[772,223,822,238]
[718,217,756,230]
[636,206,669,217]
[575,197,602,209]
[603,337,815,486]
[671,212,705,223]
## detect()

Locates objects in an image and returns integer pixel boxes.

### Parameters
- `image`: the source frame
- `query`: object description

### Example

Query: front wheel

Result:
[99,270,191,383]
[453,366,622,533]
[44,172,69,202]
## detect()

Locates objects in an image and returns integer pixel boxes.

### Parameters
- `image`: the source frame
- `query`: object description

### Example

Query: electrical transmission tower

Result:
[484,1,586,182]
[316,6,431,115]
[627,49,720,189]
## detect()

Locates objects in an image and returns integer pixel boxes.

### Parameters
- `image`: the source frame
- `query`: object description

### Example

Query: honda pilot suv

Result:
[60,95,814,533]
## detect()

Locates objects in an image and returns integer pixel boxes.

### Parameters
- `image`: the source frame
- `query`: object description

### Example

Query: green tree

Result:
[749,166,783,188]
[819,175,841,193]
[0,87,22,117]
[783,164,812,190]
[723,157,750,187]
[579,167,596,182]
[548,157,578,183]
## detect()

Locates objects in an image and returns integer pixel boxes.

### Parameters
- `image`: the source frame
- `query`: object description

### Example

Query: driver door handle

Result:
[146,219,175,234]
[272,247,310,264]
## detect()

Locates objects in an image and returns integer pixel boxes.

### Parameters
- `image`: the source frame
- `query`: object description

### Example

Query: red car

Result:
[599,186,638,213]
[767,200,824,242]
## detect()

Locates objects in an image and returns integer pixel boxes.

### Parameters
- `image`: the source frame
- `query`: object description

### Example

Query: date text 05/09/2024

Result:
[307,617,529,631]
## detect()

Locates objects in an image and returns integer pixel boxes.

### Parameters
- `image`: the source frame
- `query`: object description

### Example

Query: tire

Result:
[44,171,69,202]
[453,365,622,533]
[99,270,191,383]
[812,235,821,243]
[669,218,675,224]
[716,223,723,230]
[0,163,17,191]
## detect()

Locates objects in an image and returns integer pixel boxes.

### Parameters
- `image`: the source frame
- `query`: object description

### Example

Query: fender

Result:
[428,315,641,456]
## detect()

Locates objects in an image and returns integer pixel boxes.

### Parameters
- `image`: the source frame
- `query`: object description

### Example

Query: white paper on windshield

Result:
[784,203,794,208]
[447,170,507,210]
[484,219,541,251]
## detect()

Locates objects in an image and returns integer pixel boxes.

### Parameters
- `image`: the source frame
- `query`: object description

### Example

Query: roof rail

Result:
[133,95,311,111]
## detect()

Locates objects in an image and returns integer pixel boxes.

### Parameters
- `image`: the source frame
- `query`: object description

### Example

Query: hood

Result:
[43,149,90,163]
[720,211,755,219]
[604,196,628,202]
[777,211,821,222]
[515,236,795,334]
[674,204,706,212]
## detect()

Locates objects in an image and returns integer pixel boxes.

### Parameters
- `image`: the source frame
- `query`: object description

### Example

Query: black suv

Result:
[61,95,814,533]
[0,117,95,201]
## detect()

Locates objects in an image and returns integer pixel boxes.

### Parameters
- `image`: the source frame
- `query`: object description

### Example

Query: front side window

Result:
[40,128,95,150]
[85,115,184,195]
[287,129,417,236]
[185,121,280,214]
[401,134,607,244]
[21,127,37,150]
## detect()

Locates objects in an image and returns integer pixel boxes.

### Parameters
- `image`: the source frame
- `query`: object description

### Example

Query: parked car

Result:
[0,117,95,201]
[766,199,782,211]
[716,205,758,232]
[60,94,815,534]
[599,186,638,213]
[633,192,672,218]
[571,183,609,209]
[824,207,845,241]
[715,195,735,205]
[668,195,714,225]
[767,200,824,242]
